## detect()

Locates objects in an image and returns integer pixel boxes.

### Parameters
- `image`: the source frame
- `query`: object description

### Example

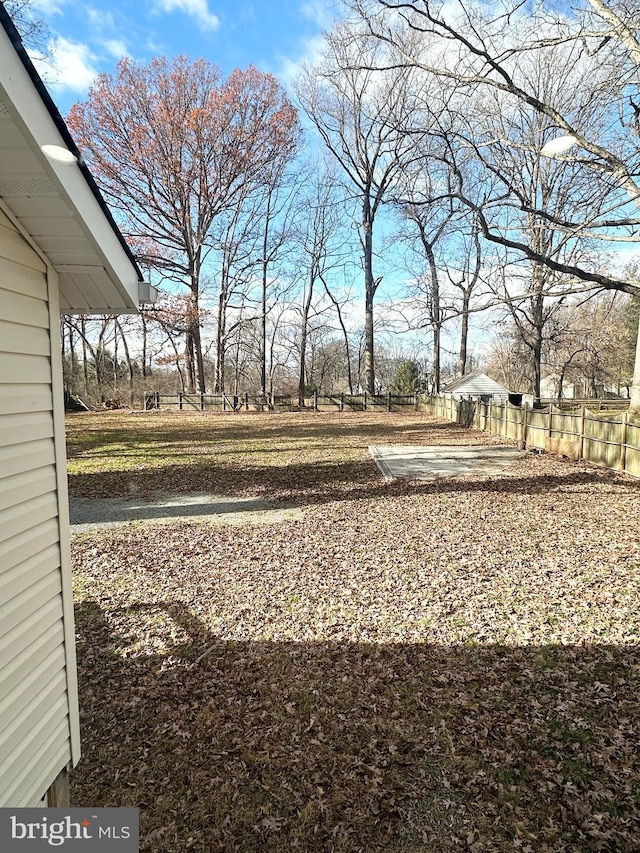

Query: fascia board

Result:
[0,24,140,311]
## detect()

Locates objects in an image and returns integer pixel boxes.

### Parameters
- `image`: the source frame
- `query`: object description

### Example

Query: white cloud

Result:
[277,33,327,90]
[102,39,130,60]
[154,0,220,31]
[36,36,100,94]
[277,2,341,89]
[29,0,67,16]
[299,0,335,30]
[86,8,117,30]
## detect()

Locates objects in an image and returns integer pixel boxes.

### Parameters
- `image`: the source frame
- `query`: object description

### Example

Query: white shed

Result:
[442,371,509,403]
[0,8,147,807]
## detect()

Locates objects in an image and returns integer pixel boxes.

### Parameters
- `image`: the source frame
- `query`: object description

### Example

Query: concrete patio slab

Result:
[69,492,302,530]
[369,444,524,481]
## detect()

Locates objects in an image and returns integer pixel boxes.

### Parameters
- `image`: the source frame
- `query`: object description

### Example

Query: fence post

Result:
[578,407,586,461]
[387,391,392,412]
[547,405,553,448]
[179,391,183,411]
[520,404,528,449]
[340,393,344,412]
[200,393,205,411]
[314,390,318,411]
[620,411,629,473]
[364,391,368,411]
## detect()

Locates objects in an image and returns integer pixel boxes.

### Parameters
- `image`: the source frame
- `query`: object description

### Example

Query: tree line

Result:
[11,0,640,407]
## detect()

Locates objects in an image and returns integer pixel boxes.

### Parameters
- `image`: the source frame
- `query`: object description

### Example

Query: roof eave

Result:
[0,5,143,313]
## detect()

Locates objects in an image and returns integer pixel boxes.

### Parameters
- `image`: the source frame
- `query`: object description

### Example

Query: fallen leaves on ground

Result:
[68,412,640,851]
[65,410,503,503]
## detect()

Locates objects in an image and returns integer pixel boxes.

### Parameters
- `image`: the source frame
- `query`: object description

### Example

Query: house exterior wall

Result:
[0,207,79,806]
[446,374,509,402]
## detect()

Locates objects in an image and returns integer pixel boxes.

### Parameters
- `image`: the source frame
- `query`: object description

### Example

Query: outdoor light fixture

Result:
[540,135,579,157]
[41,143,78,165]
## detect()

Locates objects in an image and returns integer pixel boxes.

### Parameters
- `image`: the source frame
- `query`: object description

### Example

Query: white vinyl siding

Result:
[0,209,76,806]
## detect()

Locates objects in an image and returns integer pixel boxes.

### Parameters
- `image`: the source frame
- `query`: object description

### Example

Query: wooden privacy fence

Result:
[145,391,418,413]
[418,395,640,478]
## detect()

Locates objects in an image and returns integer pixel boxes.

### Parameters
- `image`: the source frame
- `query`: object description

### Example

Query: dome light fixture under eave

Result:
[41,143,78,165]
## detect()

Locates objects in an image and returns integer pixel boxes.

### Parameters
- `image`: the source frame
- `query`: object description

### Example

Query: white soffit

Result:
[0,19,141,314]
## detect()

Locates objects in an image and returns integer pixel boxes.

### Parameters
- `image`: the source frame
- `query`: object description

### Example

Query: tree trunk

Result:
[194,319,206,394]
[95,347,105,402]
[530,262,545,404]
[321,275,353,393]
[115,318,135,405]
[81,318,89,399]
[363,202,376,394]
[141,311,148,379]
[185,287,206,394]
[426,246,441,393]
[215,281,227,394]
[631,315,640,411]
[261,258,268,398]
[69,322,76,387]
[433,324,441,393]
[531,326,543,404]
[298,271,314,407]
[364,288,375,394]
[458,289,471,377]
[185,327,196,393]
[113,318,118,394]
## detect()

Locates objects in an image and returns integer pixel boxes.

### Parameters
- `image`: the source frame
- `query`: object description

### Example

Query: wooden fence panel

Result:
[341,395,365,411]
[504,405,521,443]
[548,409,581,459]
[625,418,640,477]
[525,408,549,450]
[582,411,624,470]
[390,395,416,411]
[314,395,342,411]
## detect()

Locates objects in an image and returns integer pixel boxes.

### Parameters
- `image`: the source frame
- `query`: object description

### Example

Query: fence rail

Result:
[145,391,418,413]
[539,397,631,411]
[417,395,640,478]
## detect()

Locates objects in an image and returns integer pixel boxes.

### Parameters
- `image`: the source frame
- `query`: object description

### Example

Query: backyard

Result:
[66,410,640,852]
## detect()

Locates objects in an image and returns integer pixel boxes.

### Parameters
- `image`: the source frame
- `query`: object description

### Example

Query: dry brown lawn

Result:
[67,411,640,851]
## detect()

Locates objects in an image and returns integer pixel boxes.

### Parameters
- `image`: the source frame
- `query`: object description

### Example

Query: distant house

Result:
[0,8,153,807]
[442,371,510,403]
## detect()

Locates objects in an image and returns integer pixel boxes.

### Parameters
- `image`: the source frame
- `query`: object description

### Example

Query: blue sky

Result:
[28,0,340,114]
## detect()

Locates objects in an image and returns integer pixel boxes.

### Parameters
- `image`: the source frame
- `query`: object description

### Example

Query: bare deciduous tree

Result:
[68,57,301,394]
[295,21,424,393]
[350,0,640,405]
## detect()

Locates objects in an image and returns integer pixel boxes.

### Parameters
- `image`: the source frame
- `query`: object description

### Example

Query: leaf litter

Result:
[68,411,640,851]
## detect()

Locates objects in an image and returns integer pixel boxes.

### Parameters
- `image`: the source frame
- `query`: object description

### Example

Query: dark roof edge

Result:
[0,3,143,283]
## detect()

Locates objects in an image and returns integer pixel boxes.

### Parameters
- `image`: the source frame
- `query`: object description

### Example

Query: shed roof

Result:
[0,6,143,313]
[443,371,509,396]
